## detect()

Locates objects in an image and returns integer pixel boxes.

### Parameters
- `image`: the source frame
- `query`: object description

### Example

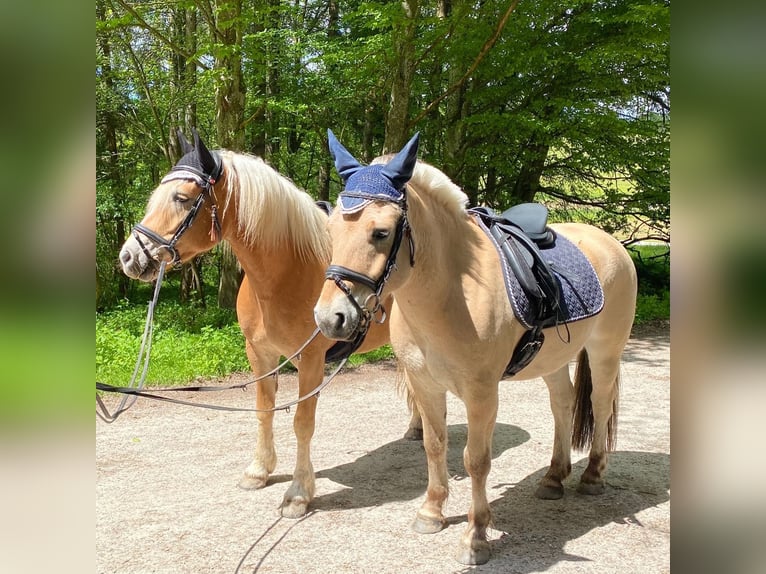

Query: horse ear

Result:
[381,132,419,190]
[192,128,218,175]
[176,129,193,155]
[328,129,362,182]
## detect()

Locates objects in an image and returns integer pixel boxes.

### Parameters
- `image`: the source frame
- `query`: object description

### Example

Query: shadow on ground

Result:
[481,450,670,572]
[313,422,530,511]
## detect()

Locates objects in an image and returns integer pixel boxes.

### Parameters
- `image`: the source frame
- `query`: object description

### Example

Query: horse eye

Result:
[173,193,191,204]
[372,229,390,240]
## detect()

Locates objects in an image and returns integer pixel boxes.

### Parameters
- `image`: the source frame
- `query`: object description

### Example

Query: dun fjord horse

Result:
[119,130,419,518]
[314,132,637,564]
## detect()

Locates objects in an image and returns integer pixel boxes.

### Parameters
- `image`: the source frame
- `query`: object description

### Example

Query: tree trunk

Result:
[217,242,242,309]
[511,140,550,204]
[180,256,206,307]
[318,134,331,202]
[172,6,204,303]
[214,0,246,151]
[383,0,419,153]
[213,0,246,307]
[97,0,130,302]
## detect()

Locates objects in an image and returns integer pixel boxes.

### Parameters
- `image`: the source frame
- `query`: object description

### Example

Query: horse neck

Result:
[215,161,329,294]
[398,193,486,312]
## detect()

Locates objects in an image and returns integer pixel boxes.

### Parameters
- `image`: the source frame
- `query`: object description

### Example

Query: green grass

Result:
[96,298,396,387]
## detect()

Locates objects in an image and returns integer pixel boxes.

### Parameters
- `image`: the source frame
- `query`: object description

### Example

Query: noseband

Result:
[325,193,415,332]
[132,161,222,266]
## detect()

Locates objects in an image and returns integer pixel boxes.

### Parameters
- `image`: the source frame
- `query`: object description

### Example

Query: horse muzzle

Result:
[314,295,365,342]
[119,237,160,282]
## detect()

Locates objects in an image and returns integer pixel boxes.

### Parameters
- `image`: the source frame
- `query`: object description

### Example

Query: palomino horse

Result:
[314,132,637,564]
[119,130,420,518]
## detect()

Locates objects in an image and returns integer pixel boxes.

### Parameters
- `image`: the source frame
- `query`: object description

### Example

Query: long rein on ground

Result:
[96,161,349,423]
[96,259,349,423]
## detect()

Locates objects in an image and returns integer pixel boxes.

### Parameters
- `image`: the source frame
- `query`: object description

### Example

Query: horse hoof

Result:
[403,427,423,441]
[456,541,491,565]
[577,481,605,495]
[280,497,309,519]
[238,475,268,490]
[411,513,446,534]
[534,483,564,500]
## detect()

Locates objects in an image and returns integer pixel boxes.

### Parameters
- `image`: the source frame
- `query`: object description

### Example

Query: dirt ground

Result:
[96,323,669,574]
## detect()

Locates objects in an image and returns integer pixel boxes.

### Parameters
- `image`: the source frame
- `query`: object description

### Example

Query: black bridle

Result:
[132,161,222,266]
[324,193,415,334]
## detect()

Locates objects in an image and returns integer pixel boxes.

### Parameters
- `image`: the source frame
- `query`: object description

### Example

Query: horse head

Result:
[314,131,419,341]
[119,129,224,281]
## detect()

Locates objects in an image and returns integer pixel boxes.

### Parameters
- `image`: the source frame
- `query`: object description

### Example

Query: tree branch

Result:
[410,0,521,127]
[112,0,209,70]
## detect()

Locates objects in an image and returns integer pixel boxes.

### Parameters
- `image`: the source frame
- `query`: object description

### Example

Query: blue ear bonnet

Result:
[339,165,405,214]
[328,129,419,214]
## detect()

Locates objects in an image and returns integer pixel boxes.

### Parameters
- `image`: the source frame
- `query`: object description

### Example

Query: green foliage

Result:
[634,292,670,324]
[96,305,249,386]
[97,0,670,375]
[629,244,670,323]
[347,345,396,367]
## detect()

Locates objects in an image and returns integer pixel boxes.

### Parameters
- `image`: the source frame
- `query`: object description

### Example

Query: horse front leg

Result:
[536,366,575,499]
[457,390,498,566]
[410,385,449,534]
[280,352,323,518]
[239,342,278,490]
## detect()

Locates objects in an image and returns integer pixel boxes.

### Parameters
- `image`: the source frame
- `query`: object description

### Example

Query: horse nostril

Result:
[334,312,346,331]
[120,250,132,266]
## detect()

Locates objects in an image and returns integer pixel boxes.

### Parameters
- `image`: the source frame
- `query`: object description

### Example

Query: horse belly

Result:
[507,319,595,380]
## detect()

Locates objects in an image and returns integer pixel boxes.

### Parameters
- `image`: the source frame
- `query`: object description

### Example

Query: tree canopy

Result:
[97,0,669,308]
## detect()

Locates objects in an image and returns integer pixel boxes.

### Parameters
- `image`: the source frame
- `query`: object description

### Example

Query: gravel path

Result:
[97,325,669,573]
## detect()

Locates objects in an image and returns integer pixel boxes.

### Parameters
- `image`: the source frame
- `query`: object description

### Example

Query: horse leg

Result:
[575,348,621,495]
[410,385,449,535]
[239,342,278,490]
[280,352,323,518]
[535,367,575,499]
[403,401,423,441]
[456,391,498,566]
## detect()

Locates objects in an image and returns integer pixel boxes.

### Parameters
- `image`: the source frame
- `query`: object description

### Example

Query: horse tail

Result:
[571,348,620,452]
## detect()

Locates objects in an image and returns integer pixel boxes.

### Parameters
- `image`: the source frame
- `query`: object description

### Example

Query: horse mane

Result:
[371,155,469,220]
[219,151,331,263]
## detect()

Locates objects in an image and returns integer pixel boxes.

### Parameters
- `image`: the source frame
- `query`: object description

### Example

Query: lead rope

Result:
[97,275,342,418]
[97,261,167,423]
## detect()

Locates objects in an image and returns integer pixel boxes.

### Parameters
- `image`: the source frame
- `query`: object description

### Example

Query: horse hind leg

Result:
[536,366,575,500]
[572,348,620,495]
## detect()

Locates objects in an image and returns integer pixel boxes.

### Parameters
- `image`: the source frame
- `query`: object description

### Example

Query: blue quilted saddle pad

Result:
[473,215,605,329]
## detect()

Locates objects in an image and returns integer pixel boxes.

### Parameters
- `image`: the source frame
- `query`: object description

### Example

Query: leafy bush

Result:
[629,244,670,323]
[634,292,670,324]
[96,304,248,386]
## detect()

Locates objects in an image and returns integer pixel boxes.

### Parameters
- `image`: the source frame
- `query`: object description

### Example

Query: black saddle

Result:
[470,204,562,328]
[469,203,566,376]
[500,203,556,248]
[315,200,333,216]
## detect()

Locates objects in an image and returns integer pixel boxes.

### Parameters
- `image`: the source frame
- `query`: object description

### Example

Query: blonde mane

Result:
[407,161,469,218]
[220,151,331,263]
